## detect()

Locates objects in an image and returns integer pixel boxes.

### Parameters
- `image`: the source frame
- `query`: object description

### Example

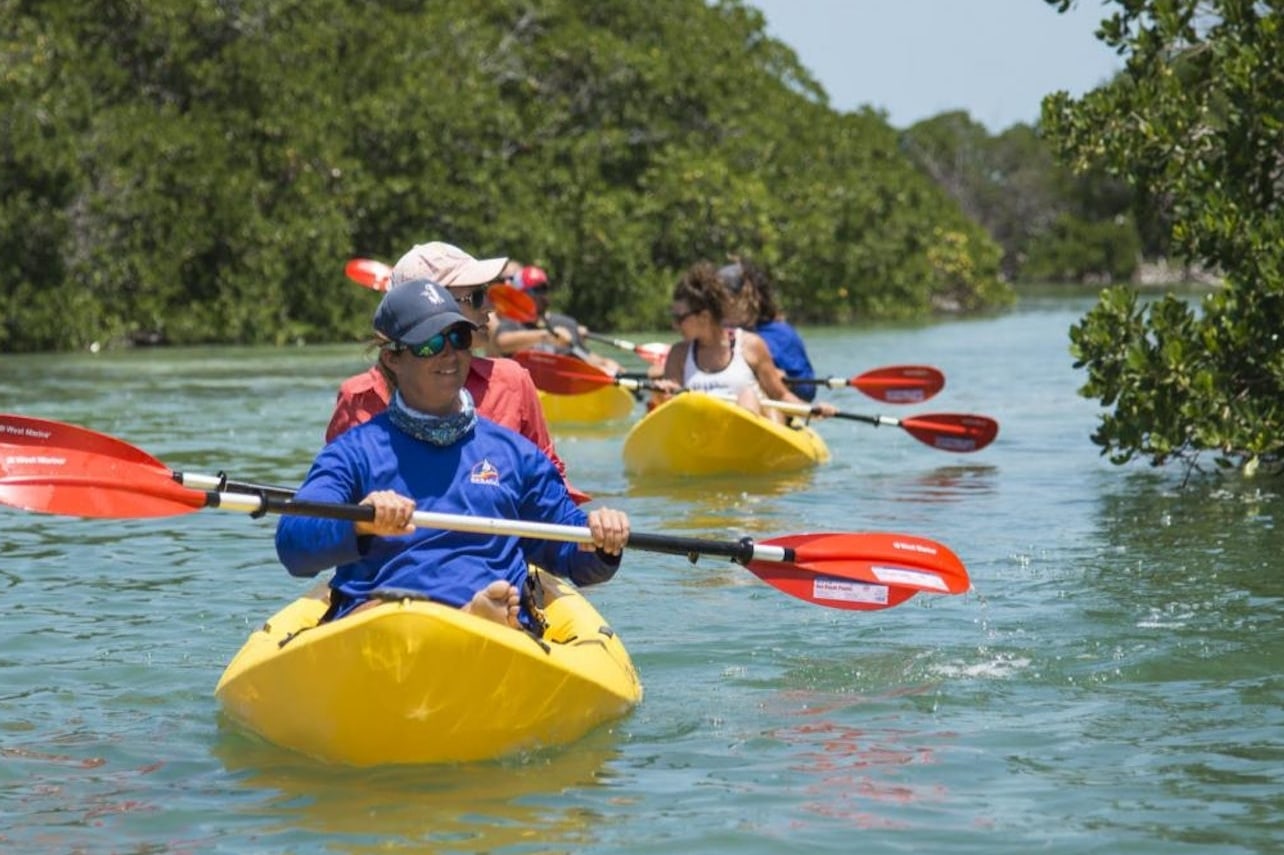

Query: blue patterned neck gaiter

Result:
[387,388,477,446]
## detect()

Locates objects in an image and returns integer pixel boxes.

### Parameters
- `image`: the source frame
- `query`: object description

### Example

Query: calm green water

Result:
[1,295,1279,854]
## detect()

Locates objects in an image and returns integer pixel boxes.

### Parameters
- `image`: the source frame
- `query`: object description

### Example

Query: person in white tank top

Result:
[652,261,836,425]
[683,327,760,397]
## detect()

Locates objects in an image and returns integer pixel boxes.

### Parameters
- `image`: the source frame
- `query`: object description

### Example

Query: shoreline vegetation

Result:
[4,1,1162,356]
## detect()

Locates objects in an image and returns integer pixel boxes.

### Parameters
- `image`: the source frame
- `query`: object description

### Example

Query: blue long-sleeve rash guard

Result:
[275,413,618,621]
[754,320,818,402]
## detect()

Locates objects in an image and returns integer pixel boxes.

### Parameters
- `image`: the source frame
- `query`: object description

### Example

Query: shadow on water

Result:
[210,723,628,853]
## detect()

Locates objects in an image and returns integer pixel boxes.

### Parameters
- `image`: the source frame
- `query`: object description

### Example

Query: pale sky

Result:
[749,0,1125,132]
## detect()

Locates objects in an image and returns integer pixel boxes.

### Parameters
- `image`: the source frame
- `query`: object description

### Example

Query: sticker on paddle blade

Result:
[853,365,945,404]
[0,413,167,469]
[902,414,999,454]
[743,561,917,611]
[813,576,891,605]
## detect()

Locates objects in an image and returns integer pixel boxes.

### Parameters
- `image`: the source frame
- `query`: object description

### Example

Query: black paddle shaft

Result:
[625,531,771,566]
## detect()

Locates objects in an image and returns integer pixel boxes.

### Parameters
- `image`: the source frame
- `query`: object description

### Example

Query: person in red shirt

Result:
[327,241,590,504]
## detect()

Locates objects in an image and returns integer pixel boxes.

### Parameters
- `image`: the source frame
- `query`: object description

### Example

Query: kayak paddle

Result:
[483,276,602,362]
[583,333,671,366]
[781,364,945,404]
[0,413,296,496]
[620,364,945,404]
[344,258,392,292]
[486,283,539,323]
[529,352,941,405]
[512,352,998,452]
[753,398,999,453]
[0,429,971,611]
[513,350,620,393]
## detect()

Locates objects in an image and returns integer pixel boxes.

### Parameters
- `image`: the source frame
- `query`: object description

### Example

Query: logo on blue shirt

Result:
[470,459,501,485]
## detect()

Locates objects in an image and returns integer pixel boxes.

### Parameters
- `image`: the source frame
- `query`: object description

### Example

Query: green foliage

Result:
[925,228,1010,312]
[1023,212,1141,284]
[900,111,1145,283]
[1070,286,1284,470]
[1,0,1012,353]
[1046,0,1284,471]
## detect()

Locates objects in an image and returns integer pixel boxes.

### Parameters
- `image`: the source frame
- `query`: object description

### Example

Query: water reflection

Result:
[212,725,625,852]
[625,470,818,534]
[880,464,1000,505]
[548,420,634,442]
[1093,472,1281,612]
[760,689,951,832]
[0,742,173,852]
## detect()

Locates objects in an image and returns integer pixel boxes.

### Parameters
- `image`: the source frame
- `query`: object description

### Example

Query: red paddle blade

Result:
[0,447,205,518]
[766,531,970,594]
[634,342,670,365]
[744,531,969,611]
[488,284,539,323]
[901,414,999,453]
[0,414,166,470]
[853,365,945,404]
[512,350,614,395]
[344,258,392,292]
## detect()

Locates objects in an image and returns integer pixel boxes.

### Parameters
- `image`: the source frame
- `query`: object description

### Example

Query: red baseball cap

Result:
[511,265,549,291]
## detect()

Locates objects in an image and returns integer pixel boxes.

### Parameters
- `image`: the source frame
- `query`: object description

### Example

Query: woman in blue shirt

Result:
[276,279,630,630]
[718,260,820,402]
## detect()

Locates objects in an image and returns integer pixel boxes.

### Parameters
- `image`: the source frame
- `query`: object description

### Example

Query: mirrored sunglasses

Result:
[405,325,473,358]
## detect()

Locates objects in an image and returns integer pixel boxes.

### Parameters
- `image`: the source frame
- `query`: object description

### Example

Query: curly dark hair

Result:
[672,261,731,325]
[723,259,780,326]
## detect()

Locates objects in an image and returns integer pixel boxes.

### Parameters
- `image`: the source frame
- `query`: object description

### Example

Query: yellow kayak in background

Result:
[214,568,642,766]
[622,392,830,477]
[538,384,636,425]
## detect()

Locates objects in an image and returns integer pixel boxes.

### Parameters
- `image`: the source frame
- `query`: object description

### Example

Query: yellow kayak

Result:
[538,385,636,425]
[622,392,830,477]
[214,568,642,766]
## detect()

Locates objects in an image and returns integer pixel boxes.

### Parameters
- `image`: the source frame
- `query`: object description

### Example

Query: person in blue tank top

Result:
[718,260,820,402]
[276,279,630,631]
